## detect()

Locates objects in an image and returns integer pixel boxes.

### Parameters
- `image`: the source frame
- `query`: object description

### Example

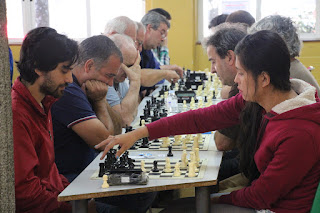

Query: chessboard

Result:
[128,133,212,151]
[91,158,208,180]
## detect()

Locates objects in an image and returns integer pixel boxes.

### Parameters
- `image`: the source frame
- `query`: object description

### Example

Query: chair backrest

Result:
[311,181,320,213]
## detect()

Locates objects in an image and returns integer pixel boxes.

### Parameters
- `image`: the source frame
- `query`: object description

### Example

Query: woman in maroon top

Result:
[96,31,320,212]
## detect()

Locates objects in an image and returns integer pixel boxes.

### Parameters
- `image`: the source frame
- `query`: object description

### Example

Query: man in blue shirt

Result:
[52,35,123,182]
[52,35,156,213]
[139,12,184,96]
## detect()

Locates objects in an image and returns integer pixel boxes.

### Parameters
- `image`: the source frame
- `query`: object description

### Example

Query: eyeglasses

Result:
[135,40,143,47]
[153,28,167,39]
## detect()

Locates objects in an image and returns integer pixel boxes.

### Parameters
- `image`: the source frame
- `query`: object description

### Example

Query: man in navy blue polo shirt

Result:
[52,35,156,213]
[52,35,123,182]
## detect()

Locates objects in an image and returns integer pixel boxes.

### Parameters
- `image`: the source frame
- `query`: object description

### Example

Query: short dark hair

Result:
[226,10,255,27]
[206,27,247,58]
[149,8,171,20]
[17,27,78,84]
[208,14,228,29]
[235,30,291,91]
[77,35,123,69]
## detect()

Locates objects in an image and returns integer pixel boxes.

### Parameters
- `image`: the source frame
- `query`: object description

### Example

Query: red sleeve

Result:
[146,93,245,140]
[219,130,319,209]
[13,119,71,213]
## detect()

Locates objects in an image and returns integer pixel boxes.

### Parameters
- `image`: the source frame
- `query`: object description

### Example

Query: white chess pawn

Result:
[102,175,109,188]
[161,137,170,148]
[175,83,179,91]
[181,150,188,169]
[164,91,168,99]
[188,162,196,177]
[189,151,195,163]
[183,100,187,109]
[195,148,200,163]
[141,119,145,126]
[190,97,195,105]
[164,157,172,173]
[141,160,146,172]
[181,138,188,150]
[193,137,199,149]
[185,135,192,143]
[197,134,203,144]
[173,162,181,177]
[173,135,181,145]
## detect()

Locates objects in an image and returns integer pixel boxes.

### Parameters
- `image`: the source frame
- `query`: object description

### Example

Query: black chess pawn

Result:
[213,91,216,99]
[170,82,174,90]
[143,108,149,118]
[204,96,207,102]
[167,146,173,157]
[140,137,149,148]
[98,163,105,177]
[152,160,159,172]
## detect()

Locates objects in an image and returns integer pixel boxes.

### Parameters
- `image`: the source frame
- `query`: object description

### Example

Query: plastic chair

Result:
[311,181,320,213]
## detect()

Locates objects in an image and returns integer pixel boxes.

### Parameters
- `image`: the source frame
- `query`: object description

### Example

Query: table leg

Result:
[71,199,88,213]
[195,186,210,213]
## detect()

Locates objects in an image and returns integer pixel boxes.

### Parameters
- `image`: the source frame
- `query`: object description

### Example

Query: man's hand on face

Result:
[82,80,109,102]
[122,51,141,83]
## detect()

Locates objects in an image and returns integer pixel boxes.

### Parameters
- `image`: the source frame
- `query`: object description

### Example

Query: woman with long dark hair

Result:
[96,30,320,212]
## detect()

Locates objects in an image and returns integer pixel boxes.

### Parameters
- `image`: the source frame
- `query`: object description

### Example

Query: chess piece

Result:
[195,148,200,167]
[161,137,170,148]
[141,160,146,172]
[181,138,188,150]
[185,135,192,144]
[102,175,109,188]
[164,157,172,173]
[141,119,145,126]
[181,150,188,169]
[173,162,181,177]
[140,137,149,148]
[98,163,105,177]
[193,136,199,149]
[188,162,196,177]
[152,160,159,172]
[173,135,181,145]
[183,100,187,109]
[189,151,195,163]
[167,146,173,157]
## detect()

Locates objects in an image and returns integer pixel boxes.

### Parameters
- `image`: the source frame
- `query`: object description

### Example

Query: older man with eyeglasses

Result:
[139,11,183,97]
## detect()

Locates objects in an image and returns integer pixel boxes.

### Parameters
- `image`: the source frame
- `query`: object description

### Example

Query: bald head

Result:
[135,22,146,52]
[109,34,136,66]
[104,16,137,41]
[109,34,137,83]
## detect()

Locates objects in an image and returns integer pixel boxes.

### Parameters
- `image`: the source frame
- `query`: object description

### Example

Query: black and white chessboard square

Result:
[134,159,206,179]
[129,134,210,151]
[91,158,208,180]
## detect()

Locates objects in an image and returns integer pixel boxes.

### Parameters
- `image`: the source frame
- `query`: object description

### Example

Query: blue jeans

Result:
[95,192,158,213]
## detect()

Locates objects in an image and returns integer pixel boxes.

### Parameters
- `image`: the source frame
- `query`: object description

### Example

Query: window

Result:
[200,0,319,41]
[6,0,145,43]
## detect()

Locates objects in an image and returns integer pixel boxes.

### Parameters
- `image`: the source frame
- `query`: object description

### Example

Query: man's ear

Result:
[146,24,153,32]
[84,59,95,73]
[260,71,271,88]
[34,69,43,76]
[226,50,236,66]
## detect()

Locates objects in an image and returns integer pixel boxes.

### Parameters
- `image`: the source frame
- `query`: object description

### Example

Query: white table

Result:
[58,148,222,213]
[58,82,224,213]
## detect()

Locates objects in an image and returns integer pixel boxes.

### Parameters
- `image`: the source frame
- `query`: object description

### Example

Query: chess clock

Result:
[175,91,197,103]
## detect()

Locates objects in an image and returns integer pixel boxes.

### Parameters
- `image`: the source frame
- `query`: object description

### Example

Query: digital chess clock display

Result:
[175,91,196,98]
